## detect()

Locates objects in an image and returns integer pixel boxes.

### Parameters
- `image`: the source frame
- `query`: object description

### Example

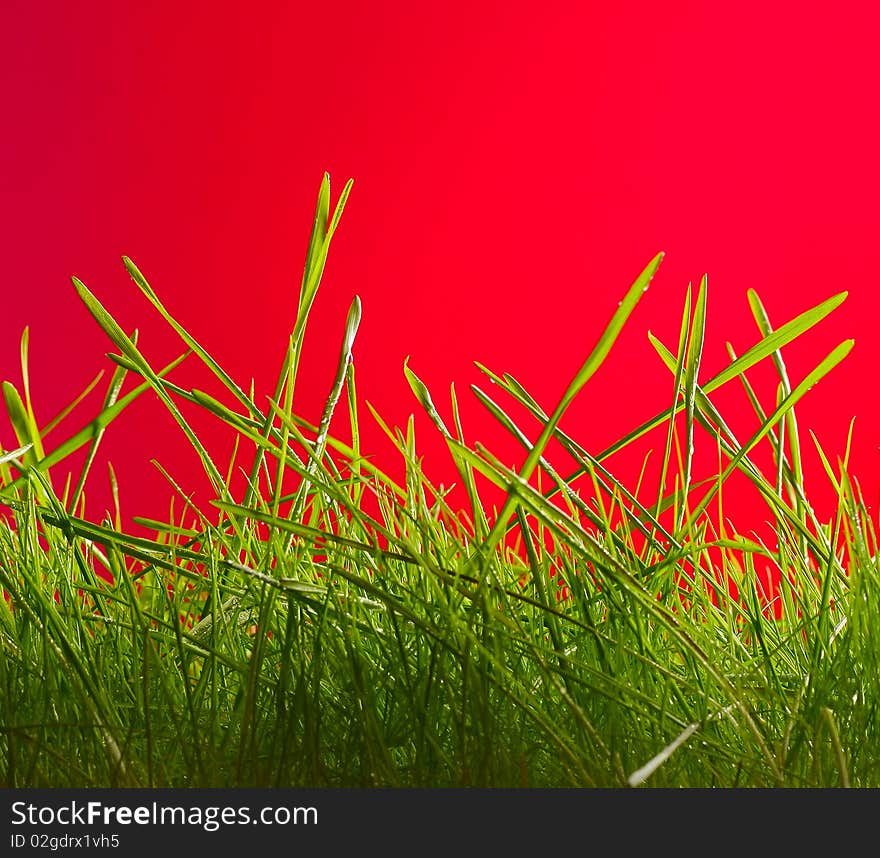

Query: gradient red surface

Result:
[2,1,878,532]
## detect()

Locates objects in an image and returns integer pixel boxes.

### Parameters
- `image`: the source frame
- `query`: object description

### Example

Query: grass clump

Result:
[1,174,877,788]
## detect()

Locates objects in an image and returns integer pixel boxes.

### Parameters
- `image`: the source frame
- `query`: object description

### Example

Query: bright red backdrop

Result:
[2,1,878,532]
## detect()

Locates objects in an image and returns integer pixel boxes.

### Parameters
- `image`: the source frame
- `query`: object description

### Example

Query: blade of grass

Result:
[480,252,664,567]
[682,340,854,531]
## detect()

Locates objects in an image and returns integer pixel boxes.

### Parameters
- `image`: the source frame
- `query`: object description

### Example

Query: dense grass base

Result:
[1,477,878,788]
[1,175,877,787]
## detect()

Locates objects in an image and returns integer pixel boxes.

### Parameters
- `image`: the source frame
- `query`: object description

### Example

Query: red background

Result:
[2,1,878,532]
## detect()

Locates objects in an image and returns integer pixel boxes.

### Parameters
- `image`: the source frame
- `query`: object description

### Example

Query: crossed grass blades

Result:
[0,175,876,787]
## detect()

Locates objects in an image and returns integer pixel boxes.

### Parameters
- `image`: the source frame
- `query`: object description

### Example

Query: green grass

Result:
[1,174,877,788]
